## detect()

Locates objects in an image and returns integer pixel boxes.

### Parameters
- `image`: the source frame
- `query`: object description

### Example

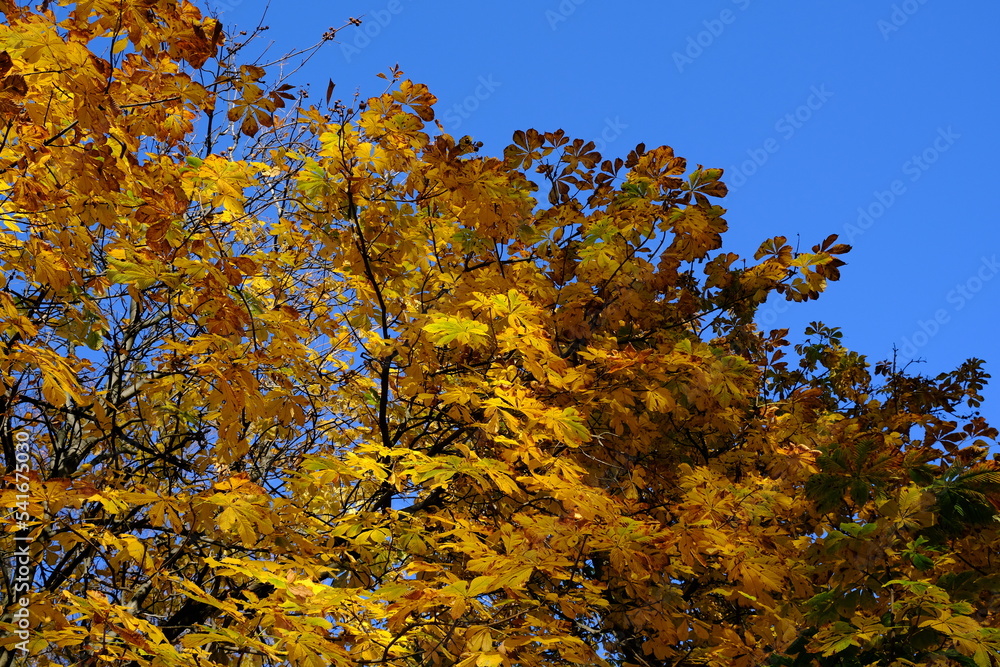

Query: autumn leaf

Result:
[1,4,996,667]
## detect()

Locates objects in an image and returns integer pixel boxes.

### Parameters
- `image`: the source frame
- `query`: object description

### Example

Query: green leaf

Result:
[424,315,490,347]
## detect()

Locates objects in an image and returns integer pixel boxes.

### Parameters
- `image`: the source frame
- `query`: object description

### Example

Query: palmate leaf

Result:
[0,3,997,666]
[423,314,491,347]
[927,462,1000,533]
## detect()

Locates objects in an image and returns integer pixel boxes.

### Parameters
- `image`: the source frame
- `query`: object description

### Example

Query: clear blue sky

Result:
[210,0,1000,423]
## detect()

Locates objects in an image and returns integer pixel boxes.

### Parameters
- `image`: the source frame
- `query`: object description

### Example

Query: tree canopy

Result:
[0,2,998,666]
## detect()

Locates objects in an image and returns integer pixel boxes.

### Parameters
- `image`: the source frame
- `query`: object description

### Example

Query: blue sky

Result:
[209,0,999,422]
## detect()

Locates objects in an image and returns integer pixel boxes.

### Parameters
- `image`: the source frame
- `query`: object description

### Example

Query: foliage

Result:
[0,2,998,666]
